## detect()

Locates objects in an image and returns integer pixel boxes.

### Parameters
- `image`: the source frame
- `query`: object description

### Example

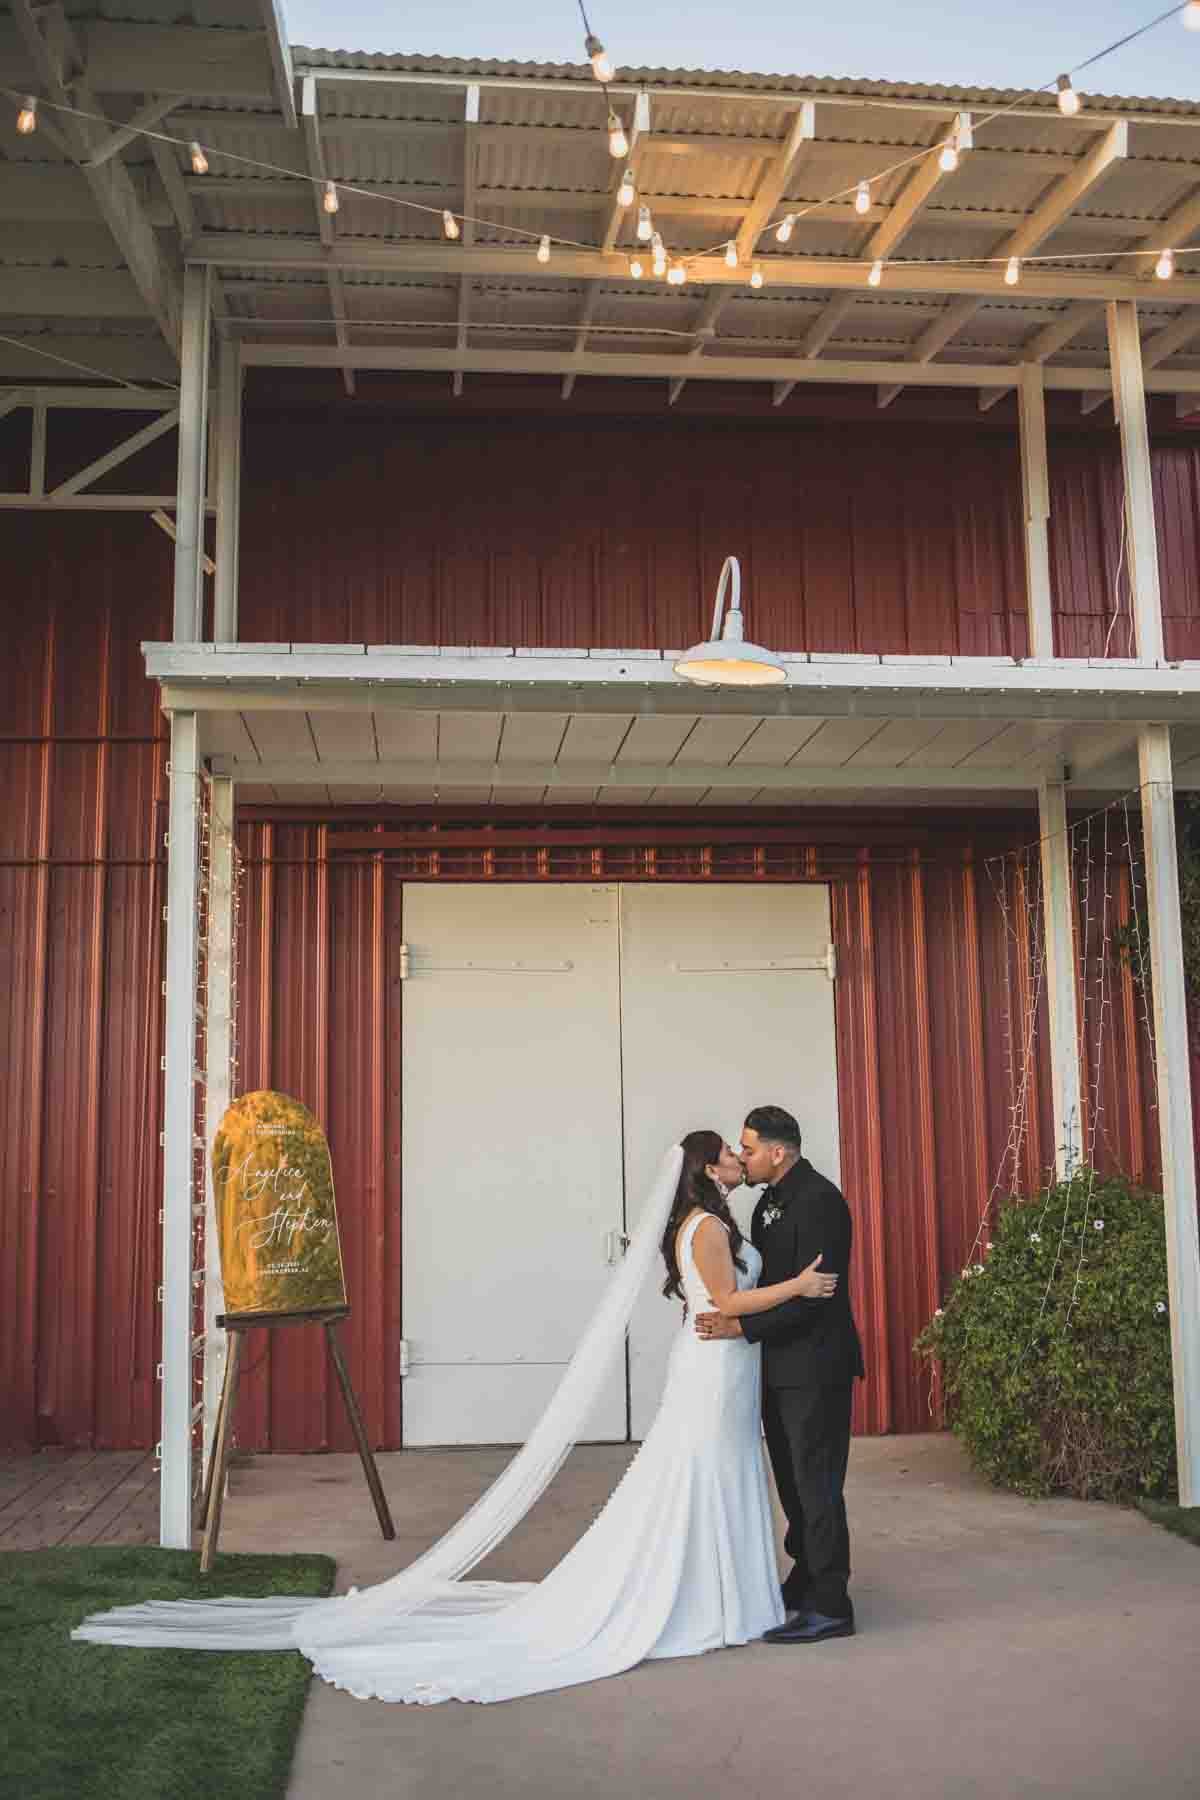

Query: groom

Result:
[695,1105,864,1643]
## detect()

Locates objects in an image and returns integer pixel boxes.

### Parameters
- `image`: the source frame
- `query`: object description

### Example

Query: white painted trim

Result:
[1038,777,1083,1176]
[1018,365,1054,659]
[160,712,200,1547]
[213,341,241,642]
[173,268,211,643]
[201,776,234,1483]
[1107,301,1166,663]
[1138,726,1200,1506]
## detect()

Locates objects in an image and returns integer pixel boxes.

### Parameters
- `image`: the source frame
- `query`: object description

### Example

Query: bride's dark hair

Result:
[661,1129,747,1311]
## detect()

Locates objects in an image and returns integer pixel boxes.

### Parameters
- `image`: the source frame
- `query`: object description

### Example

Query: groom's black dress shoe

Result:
[763,1610,855,1644]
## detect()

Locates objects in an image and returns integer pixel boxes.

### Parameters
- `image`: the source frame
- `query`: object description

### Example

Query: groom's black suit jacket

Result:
[739,1157,865,1391]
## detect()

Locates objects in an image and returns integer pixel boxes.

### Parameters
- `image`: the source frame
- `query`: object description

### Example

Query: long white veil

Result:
[74,1144,685,1654]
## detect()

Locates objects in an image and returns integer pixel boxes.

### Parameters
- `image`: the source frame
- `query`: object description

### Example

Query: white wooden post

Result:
[1018,363,1054,658]
[1138,726,1200,1505]
[1038,775,1083,1176]
[173,266,212,642]
[202,775,234,1477]
[1106,301,1165,663]
[160,710,201,1547]
[213,338,242,643]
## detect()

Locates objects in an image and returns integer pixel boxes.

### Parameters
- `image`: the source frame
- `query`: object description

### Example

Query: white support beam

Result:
[239,338,1200,398]
[29,401,46,499]
[562,90,650,400]
[173,267,211,643]
[1018,365,1054,658]
[1107,300,1165,663]
[201,774,234,1483]
[86,93,178,168]
[300,75,354,399]
[1038,776,1083,1177]
[881,121,1127,409]
[671,102,816,406]
[1138,725,1200,1506]
[160,708,200,1547]
[255,0,297,130]
[49,408,179,498]
[11,0,181,354]
[213,339,242,641]
[149,136,195,239]
[1081,307,1200,417]
[454,83,481,399]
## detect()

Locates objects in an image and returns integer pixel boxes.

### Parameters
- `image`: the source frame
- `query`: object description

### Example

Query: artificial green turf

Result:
[1138,1498,1200,1547]
[0,1546,336,1800]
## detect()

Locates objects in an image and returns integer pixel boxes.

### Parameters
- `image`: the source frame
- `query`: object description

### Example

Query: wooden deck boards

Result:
[0,1451,160,1550]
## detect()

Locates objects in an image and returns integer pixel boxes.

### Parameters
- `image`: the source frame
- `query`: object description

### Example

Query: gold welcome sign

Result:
[212,1090,347,1319]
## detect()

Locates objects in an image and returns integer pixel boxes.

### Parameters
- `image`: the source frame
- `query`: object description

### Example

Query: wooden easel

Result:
[198,1305,395,1572]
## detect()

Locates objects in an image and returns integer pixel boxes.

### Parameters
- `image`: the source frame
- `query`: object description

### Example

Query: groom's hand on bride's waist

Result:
[695,1312,743,1340]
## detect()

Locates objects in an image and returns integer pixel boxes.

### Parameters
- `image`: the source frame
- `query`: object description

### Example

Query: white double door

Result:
[401,883,840,1446]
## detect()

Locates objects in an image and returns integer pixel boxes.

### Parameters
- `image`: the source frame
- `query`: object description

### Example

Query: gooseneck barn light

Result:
[673,556,787,687]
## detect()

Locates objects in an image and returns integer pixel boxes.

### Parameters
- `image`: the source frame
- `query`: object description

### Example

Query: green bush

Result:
[915,1170,1176,1501]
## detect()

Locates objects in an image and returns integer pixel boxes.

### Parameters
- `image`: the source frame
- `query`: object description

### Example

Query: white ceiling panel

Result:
[732,718,830,765]
[497,713,569,761]
[374,711,439,759]
[787,720,890,765]
[673,716,761,766]
[240,710,317,759]
[309,711,378,761]
[437,712,504,761]
[557,715,635,762]
[616,717,700,763]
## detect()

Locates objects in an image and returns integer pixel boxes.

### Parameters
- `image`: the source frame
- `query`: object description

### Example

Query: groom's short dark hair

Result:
[744,1106,802,1151]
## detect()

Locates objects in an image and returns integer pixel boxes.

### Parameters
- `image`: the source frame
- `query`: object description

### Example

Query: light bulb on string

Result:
[322,180,339,215]
[636,203,652,242]
[1056,73,1082,116]
[443,209,460,240]
[585,34,614,82]
[607,109,629,160]
[537,234,551,264]
[868,259,883,287]
[854,180,871,216]
[667,260,687,286]
[749,264,764,289]
[189,141,209,175]
[16,96,37,135]
[1156,247,1176,280]
[617,168,636,208]
[775,214,795,243]
[629,256,644,279]
[1005,255,1020,286]
[938,133,959,174]
[651,230,667,276]
[724,240,738,268]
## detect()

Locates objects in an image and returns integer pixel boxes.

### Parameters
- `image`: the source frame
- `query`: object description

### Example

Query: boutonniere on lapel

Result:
[761,1200,786,1229]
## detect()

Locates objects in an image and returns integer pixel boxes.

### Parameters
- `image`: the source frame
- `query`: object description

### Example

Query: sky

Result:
[281,0,1200,103]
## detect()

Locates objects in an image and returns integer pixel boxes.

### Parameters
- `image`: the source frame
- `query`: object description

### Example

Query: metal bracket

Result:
[671,946,837,981]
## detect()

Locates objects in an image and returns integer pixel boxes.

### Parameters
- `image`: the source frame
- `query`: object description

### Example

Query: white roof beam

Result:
[10,0,181,355]
[300,75,354,397]
[255,0,297,131]
[879,120,1127,408]
[563,90,650,399]
[670,102,816,406]
[85,94,178,168]
[454,84,481,399]
[776,117,963,404]
[1080,298,1200,417]
[50,407,179,497]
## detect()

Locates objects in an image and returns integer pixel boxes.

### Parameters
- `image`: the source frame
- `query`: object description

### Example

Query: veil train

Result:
[73,1146,685,1656]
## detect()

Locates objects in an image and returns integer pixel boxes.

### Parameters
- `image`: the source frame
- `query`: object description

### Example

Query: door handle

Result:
[605,1229,632,1264]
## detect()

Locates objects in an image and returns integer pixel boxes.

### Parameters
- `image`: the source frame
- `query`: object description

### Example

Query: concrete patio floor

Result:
[203,1433,1200,1800]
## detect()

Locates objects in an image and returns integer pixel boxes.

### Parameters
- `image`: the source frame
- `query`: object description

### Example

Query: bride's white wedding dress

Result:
[74,1150,784,1705]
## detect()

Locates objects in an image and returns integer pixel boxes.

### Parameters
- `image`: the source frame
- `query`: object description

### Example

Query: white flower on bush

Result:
[1093,1219,1104,1232]
[973,1263,985,1276]
[1156,1301,1167,1315]
[934,1308,944,1319]
[1030,1231,1041,1244]
[985,1241,993,1251]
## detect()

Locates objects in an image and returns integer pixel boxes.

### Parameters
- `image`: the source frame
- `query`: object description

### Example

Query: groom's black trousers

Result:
[763,1382,853,1620]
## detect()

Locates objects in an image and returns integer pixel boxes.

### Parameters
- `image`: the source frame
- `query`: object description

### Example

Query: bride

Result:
[74,1130,837,1705]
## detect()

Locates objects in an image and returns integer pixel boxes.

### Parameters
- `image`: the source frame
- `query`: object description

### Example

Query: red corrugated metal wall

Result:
[0,410,1191,1451]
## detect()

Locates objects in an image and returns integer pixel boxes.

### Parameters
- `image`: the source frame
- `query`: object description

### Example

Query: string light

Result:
[16,96,37,135]
[442,208,460,240]
[775,214,795,243]
[1185,0,1200,28]
[636,203,653,242]
[1005,255,1021,285]
[585,33,614,82]
[617,167,636,208]
[651,230,667,276]
[322,180,339,215]
[724,240,739,268]
[749,264,764,289]
[1155,246,1175,279]
[868,259,883,286]
[667,260,687,285]
[537,233,551,263]
[607,109,629,160]
[854,180,871,216]
[1056,73,1082,115]
[189,141,209,175]
[938,131,960,173]
[629,255,644,278]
